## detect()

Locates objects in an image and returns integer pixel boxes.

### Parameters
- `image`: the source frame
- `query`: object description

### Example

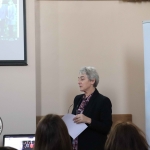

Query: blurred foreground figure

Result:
[105,121,150,150]
[34,114,72,150]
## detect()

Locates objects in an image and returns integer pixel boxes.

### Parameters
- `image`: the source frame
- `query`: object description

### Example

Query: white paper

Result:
[62,114,88,139]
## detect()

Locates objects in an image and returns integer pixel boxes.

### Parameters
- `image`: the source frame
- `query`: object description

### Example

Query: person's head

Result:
[78,66,99,92]
[34,114,72,150]
[104,121,149,150]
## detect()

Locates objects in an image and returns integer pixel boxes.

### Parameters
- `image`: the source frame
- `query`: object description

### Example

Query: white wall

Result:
[0,0,149,145]
[36,1,150,132]
[0,0,36,145]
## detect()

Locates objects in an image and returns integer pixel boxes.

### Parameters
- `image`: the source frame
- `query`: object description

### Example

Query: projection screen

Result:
[0,0,27,66]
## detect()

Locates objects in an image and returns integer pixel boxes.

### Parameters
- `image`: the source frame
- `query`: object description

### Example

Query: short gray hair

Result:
[79,66,99,87]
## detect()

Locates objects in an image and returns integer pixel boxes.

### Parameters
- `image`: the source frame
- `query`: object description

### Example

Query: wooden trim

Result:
[36,115,64,124]
[112,114,132,124]
[36,114,132,125]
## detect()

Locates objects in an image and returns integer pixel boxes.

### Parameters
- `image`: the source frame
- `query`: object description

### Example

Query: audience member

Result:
[34,114,72,150]
[104,121,149,150]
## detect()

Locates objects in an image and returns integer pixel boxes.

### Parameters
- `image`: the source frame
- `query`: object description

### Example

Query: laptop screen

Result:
[3,134,35,150]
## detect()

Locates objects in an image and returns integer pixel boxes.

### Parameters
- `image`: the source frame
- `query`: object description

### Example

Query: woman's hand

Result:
[73,114,91,124]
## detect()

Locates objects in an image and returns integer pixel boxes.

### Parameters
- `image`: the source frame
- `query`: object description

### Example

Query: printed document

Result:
[62,114,87,139]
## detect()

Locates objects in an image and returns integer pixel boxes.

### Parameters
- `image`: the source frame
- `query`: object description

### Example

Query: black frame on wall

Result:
[0,0,27,66]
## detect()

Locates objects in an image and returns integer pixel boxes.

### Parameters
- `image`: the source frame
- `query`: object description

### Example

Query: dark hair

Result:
[34,114,72,150]
[105,122,149,150]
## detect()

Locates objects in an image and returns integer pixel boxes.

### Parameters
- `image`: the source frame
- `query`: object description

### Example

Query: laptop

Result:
[3,134,35,150]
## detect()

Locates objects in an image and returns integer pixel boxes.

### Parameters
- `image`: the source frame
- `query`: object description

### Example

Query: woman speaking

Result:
[72,66,112,150]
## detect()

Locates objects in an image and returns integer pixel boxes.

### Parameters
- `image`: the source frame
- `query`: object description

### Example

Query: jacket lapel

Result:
[83,89,99,115]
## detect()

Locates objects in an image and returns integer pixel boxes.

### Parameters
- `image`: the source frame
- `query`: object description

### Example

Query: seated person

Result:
[104,121,150,150]
[34,114,72,150]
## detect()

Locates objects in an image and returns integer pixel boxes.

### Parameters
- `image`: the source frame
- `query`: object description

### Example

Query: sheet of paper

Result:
[62,114,87,139]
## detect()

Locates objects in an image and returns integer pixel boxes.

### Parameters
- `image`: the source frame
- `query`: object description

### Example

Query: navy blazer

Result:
[72,89,112,150]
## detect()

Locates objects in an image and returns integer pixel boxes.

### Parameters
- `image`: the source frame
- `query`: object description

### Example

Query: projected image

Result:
[0,0,17,41]
[0,0,27,65]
